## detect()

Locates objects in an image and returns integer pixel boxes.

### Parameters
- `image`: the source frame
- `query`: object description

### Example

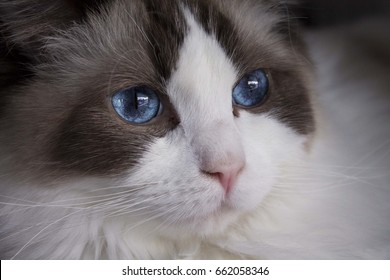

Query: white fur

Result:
[1,14,390,259]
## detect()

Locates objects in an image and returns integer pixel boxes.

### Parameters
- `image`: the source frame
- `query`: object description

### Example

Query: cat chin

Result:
[155,206,242,238]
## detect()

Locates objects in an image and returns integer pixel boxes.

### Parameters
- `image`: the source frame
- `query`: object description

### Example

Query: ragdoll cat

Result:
[0,0,389,259]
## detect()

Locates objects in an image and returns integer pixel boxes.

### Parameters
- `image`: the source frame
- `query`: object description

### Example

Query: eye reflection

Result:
[247,80,259,90]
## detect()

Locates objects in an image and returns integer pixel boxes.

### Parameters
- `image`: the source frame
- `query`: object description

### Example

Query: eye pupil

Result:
[232,69,268,108]
[112,86,160,124]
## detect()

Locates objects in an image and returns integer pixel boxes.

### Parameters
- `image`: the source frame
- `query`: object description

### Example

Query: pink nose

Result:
[216,167,241,194]
[204,159,244,194]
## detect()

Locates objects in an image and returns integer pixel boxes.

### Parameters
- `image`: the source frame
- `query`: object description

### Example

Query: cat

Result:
[0,0,389,259]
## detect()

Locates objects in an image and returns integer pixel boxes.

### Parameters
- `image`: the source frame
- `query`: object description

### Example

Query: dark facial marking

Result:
[245,69,315,135]
[43,1,185,176]
[0,0,185,177]
[143,0,187,81]
[51,93,179,176]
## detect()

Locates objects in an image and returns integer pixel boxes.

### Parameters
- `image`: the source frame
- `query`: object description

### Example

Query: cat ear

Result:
[0,0,106,60]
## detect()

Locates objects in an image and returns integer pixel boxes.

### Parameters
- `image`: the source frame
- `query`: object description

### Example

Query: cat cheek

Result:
[226,113,308,210]
[228,169,277,210]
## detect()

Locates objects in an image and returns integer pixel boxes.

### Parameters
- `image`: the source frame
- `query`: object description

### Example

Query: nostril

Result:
[199,156,245,194]
[214,165,242,194]
[218,172,234,194]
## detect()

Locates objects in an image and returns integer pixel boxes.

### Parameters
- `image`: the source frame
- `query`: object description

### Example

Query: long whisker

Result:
[11,208,85,259]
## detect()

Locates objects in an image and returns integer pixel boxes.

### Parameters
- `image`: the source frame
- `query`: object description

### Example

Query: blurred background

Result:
[298,0,390,27]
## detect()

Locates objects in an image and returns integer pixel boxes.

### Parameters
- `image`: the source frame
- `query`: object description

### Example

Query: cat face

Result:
[1,0,314,236]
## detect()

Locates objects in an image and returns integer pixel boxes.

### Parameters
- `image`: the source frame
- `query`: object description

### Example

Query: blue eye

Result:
[112,86,160,124]
[232,69,269,107]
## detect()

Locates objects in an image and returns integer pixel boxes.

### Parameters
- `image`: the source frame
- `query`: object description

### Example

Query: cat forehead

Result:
[75,0,294,86]
[166,8,238,129]
[45,0,301,93]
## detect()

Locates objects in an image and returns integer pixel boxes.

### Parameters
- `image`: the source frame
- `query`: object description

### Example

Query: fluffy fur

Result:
[0,0,389,259]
